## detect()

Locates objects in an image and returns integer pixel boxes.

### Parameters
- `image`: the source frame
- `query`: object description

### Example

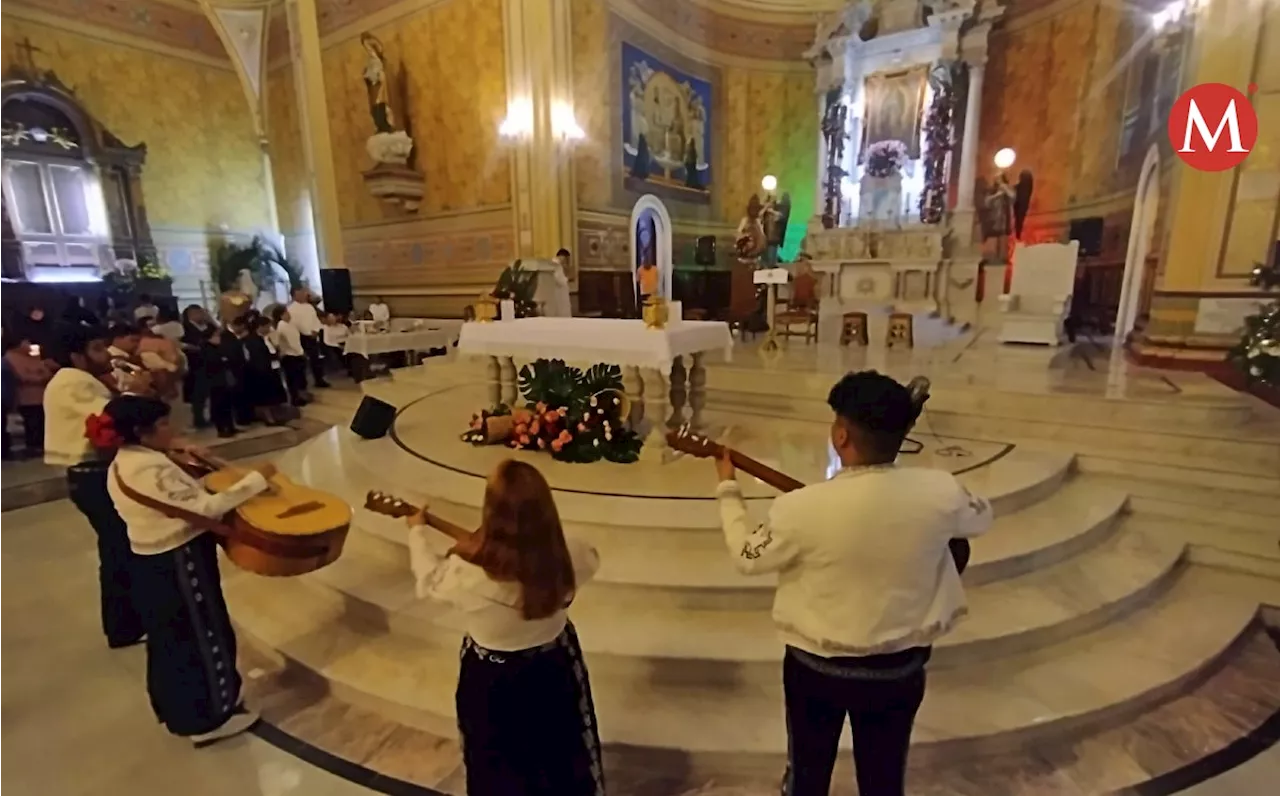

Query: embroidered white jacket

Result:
[407,525,600,651]
[716,465,992,658]
[43,368,113,467]
[107,446,270,555]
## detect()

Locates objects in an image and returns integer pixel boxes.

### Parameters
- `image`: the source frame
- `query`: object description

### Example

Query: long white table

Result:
[457,318,734,460]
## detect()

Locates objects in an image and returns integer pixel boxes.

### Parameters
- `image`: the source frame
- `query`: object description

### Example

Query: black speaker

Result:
[350,396,397,439]
[1068,217,1104,257]
[694,235,716,266]
[320,268,354,314]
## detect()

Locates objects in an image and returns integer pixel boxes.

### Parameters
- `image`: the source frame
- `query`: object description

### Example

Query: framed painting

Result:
[621,42,712,203]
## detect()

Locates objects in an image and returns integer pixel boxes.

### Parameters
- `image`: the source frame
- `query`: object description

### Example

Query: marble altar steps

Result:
[292,508,1181,675]
[224,566,1278,762]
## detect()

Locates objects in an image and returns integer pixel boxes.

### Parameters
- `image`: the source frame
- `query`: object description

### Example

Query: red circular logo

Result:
[1168,83,1258,172]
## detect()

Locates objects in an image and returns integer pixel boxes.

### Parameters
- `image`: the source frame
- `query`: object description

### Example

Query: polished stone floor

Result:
[1,497,1277,795]
[4,334,1279,795]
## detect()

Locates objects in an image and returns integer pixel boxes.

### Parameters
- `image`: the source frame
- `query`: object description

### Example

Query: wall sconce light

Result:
[993,147,1017,170]
[551,100,585,143]
[499,97,534,141]
[761,174,778,192]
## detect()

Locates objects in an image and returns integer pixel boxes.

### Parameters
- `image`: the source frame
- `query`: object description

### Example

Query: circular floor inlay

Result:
[389,383,1011,500]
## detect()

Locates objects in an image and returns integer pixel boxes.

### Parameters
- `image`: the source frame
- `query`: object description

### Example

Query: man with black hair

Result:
[714,370,992,796]
[43,326,146,649]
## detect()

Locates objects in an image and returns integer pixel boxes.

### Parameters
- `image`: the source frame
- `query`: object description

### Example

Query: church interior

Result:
[2,1,1279,795]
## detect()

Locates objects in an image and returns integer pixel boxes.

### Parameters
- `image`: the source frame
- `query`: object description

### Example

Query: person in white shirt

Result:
[102,394,274,746]
[285,287,330,389]
[368,296,391,325]
[44,327,148,648]
[270,306,309,406]
[540,250,573,318]
[320,312,353,378]
[714,371,992,796]
[132,294,159,323]
[405,459,604,796]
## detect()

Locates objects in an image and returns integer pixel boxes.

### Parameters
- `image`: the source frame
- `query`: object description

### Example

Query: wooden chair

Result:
[840,311,869,346]
[775,269,819,343]
[724,265,762,340]
[886,312,914,348]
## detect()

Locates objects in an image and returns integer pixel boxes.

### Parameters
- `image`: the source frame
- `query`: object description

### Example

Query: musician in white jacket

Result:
[102,394,276,747]
[714,371,992,796]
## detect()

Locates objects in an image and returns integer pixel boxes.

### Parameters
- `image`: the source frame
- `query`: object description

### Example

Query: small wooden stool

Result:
[887,312,915,348]
[840,312,869,346]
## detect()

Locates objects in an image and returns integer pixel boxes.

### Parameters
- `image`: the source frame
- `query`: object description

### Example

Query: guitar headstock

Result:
[666,424,724,459]
[364,490,420,519]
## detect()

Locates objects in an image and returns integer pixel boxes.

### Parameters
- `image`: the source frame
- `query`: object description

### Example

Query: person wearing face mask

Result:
[713,370,992,796]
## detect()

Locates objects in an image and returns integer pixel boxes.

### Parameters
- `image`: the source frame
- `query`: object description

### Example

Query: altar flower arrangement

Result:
[864,139,909,178]
[460,359,643,463]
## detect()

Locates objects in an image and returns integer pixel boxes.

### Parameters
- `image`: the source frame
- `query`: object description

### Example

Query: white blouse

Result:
[717,464,992,658]
[107,446,270,555]
[407,526,600,651]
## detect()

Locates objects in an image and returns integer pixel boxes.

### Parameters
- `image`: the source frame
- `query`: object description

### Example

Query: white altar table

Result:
[457,318,734,460]
[344,327,453,358]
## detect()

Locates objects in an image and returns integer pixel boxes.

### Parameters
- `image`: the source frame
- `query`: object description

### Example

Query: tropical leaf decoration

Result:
[472,358,643,464]
[491,258,540,318]
[210,235,307,295]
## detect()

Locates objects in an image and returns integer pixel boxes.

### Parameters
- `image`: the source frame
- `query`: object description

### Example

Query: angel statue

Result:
[735,194,767,263]
[362,33,396,134]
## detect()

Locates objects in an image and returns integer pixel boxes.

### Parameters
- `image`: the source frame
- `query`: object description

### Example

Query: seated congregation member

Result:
[405,459,604,796]
[320,312,353,378]
[713,371,993,796]
[4,333,58,457]
[270,306,309,407]
[181,305,217,429]
[44,327,149,648]
[243,315,291,425]
[101,395,273,745]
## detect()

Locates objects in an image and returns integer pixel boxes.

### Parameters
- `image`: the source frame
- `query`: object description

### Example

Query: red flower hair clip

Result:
[85,412,123,450]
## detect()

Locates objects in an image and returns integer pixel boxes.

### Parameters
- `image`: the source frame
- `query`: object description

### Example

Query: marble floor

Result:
[4,336,1279,795]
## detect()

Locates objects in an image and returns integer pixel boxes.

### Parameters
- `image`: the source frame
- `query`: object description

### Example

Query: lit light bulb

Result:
[551,101,585,142]
[498,97,534,140]
[761,174,778,192]
[993,147,1016,169]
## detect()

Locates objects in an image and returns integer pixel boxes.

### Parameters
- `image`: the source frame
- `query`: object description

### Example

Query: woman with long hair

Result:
[100,394,275,745]
[405,459,604,796]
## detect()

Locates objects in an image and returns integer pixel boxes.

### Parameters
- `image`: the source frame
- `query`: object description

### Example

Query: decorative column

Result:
[954,59,985,224]
[287,0,345,273]
[502,0,577,263]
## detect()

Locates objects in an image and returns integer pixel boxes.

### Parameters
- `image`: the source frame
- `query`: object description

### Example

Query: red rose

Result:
[85,412,122,450]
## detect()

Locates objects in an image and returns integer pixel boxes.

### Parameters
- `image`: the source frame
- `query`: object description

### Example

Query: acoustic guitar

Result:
[362,491,474,544]
[181,450,352,577]
[666,426,971,574]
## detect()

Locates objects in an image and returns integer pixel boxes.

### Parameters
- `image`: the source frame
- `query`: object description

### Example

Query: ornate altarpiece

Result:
[1,57,154,282]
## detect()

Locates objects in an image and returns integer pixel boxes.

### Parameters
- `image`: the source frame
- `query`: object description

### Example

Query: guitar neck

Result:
[727,448,806,493]
[423,510,474,543]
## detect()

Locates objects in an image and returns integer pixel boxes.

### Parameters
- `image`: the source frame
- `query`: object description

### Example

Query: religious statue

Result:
[358,32,424,211]
[736,194,767,262]
[362,33,396,134]
[982,173,1016,264]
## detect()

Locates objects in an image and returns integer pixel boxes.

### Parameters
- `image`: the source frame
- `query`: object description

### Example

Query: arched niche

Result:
[628,194,673,303]
[2,73,153,283]
[1115,145,1161,342]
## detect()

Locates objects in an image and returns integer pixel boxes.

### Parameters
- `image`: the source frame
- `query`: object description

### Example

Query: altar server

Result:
[102,394,274,745]
[713,370,992,796]
[44,326,146,648]
[405,459,604,796]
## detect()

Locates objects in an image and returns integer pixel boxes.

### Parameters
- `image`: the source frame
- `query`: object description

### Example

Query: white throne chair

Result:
[997,240,1079,346]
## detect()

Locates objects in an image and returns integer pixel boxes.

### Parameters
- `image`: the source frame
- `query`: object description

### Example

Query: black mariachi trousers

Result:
[782,645,929,796]
[66,463,145,647]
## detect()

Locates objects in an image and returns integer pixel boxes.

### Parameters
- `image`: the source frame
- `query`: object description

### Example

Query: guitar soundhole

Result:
[277,501,325,519]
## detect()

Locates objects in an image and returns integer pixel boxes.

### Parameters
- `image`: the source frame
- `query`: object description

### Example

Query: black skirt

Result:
[133,533,242,737]
[457,622,605,796]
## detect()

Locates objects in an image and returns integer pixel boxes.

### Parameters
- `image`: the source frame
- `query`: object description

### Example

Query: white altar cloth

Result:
[345,327,452,357]
[456,318,733,372]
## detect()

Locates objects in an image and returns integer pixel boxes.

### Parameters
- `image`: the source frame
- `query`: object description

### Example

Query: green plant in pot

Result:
[490,259,539,318]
